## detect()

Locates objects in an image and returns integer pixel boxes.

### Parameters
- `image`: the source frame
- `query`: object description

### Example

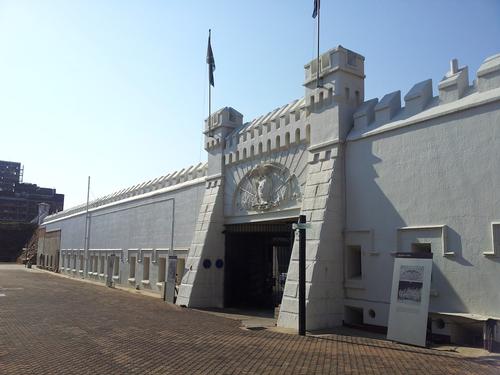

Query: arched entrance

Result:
[224,220,295,310]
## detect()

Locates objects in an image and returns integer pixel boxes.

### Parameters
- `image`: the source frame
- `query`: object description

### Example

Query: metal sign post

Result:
[298,215,306,336]
[164,255,178,303]
[106,255,115,287]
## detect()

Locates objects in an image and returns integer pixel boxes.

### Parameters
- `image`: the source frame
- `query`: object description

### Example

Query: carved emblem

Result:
[234,163,301,212]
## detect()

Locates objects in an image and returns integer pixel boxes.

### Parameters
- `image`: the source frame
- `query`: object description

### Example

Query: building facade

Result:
[0,160,64,262]
[40,46,500,348]
[0,160,64,223]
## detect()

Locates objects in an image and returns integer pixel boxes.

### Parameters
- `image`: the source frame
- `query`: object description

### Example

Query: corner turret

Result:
[204,107,243,177]
[304,46,365,143]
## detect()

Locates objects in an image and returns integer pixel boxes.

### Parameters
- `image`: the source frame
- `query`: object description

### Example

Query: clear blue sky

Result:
[1,1,499,208]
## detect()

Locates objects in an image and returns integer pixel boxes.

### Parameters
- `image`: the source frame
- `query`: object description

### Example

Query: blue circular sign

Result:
[203,259,211,269]
[215,259,224,268]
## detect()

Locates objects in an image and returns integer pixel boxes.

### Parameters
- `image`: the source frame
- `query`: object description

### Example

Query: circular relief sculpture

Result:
[234,162,301,212]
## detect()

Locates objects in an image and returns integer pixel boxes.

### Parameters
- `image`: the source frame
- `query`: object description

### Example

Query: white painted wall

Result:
[345,99,500,325]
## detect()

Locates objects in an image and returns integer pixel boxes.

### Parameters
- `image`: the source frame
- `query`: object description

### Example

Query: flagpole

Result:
[208,29,212,138]
[316,1,321,88]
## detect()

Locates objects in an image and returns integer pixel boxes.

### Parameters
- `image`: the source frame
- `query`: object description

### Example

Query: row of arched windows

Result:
[227,125,310,163]
[226,110,306,148]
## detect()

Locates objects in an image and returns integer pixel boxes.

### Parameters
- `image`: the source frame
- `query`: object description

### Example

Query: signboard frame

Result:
[387,252,433,347]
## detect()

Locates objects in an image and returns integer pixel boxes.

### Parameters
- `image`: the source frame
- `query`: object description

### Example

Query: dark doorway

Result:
[225,221,295,310]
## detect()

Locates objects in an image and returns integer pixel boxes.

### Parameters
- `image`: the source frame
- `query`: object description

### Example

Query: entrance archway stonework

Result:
[225,144,308,221]
[176,176,225,308]
[178,46,365,331]
[278,144,346,329]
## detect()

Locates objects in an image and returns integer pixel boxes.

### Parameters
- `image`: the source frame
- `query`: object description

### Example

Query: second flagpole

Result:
[208,29,212,137]
[316,1,321,87]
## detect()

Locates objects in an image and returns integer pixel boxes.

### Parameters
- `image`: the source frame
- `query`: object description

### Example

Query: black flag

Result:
[312,0,320,18]
[207,31,216,87]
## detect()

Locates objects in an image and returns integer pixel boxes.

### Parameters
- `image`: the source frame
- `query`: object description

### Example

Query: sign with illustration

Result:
[397,265,424,304]
[387,253,433,347]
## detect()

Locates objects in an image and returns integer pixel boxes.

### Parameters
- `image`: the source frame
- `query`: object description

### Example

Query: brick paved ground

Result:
[0,266,498,375]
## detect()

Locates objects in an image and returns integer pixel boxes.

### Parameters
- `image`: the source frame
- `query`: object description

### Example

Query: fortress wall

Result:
[345,97,500,324]
[42,166,206,293]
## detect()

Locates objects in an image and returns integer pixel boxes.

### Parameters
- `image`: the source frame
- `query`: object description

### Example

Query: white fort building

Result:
[38,45,500,348]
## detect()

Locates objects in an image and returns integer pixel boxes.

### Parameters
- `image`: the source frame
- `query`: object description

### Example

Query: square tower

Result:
[304,46,365,143]
[204,107,243,177]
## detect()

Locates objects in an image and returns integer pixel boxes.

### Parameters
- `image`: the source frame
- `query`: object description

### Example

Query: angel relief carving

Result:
[234,163,301,212]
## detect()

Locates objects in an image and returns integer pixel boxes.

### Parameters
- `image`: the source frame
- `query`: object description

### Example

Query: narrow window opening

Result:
[295,110,301,121]
[143,257,150,281]
[113,257,119,276]
[295,128,301,144]
[285,132,290,146]
[411,243,432,254]
[176,258,186,285]
[276,135,281,149]
[347,245,362,279]
[158,257,166,283]
[129,256,136,278]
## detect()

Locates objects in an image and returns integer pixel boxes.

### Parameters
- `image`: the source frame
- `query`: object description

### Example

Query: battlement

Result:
[43,162,207,222]
[352,53,500,134]
[222,98,312,165]
[205,107,243,150]
[304,45,365,87]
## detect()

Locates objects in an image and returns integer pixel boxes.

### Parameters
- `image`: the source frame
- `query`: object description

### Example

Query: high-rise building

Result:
[0,160,64,223]
[0,160,21,193]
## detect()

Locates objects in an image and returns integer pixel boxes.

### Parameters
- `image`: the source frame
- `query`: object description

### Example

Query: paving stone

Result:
[0,267,497,374]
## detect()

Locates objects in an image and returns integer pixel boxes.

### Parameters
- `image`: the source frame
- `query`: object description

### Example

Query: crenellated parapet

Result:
[204,107,243,151]
[477,53,500,92]
[222,98,311,165]
[352,53,500,135]
[44,162,208,222]
[216,46,367,166]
